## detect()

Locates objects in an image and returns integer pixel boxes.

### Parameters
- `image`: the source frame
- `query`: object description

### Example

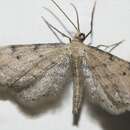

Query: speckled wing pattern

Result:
[83,45,130,114]
[0,43,71,107]
[1,42,130,117]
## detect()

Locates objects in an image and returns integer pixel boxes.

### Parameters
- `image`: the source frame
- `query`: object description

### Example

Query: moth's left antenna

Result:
[51,0,79,32]
[70,3,80,32]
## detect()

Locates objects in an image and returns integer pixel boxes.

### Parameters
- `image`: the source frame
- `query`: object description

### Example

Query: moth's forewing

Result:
[0,43,71,107]
[82,45,130,114]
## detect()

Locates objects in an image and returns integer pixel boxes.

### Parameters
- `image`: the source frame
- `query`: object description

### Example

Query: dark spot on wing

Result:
[128,63,130,70]
[39,55,42,57]
[102,63,107,67]
[10,45,16,52]
[109,54,115,61]
[122,72,126,76]
[51,61,56,65]
[16,55,21,60]
[33,44,41,51]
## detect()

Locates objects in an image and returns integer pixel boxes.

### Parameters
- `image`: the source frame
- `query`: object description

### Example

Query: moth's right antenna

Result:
[51,0,78,32]
[85,1,96,43]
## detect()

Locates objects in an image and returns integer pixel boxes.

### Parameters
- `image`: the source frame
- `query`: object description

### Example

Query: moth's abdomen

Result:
[71,55,84,124]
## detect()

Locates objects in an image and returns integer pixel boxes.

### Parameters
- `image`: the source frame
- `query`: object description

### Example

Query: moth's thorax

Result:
[69,41,87,57]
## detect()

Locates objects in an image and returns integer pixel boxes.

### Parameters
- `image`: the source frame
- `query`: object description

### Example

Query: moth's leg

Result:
[41,16,71,43]
[43,7,73,37]
[96,40,124,52]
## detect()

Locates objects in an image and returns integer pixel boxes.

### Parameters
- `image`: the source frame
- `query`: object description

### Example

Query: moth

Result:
[0,0,130,125]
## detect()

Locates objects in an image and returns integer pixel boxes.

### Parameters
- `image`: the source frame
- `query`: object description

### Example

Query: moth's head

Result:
[73,32,86,42]
[42,0,96,45]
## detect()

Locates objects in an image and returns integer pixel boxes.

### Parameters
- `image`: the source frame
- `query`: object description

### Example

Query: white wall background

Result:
[0,0,130,130]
